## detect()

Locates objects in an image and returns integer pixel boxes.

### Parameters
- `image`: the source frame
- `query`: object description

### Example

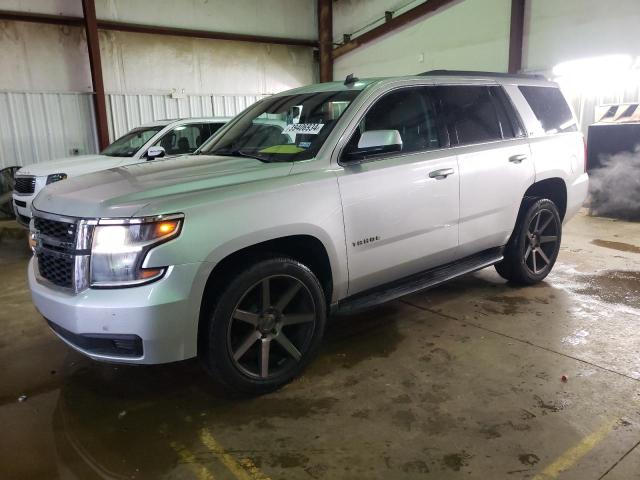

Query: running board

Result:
[334,247,504,315]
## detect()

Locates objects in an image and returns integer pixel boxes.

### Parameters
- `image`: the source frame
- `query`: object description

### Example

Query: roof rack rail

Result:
[418,70,547,80]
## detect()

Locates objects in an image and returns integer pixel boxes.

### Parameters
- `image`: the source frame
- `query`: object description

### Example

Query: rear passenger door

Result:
[437,85,535,257]
[337,86,460,296]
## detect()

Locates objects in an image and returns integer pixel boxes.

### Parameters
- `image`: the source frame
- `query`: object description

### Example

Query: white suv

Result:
[12,117,230,226]
[27,71,588,394]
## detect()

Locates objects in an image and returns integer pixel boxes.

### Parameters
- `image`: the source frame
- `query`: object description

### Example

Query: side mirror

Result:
[342,130,403,163]
[146,146,165,160]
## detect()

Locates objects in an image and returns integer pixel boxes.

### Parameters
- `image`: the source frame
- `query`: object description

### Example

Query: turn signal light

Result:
[139,268,164,279]
[155,220,179,237]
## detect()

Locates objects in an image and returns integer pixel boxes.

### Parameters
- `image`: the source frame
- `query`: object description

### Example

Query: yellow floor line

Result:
[532,419,618,480]
[200,428,272,480]
[239,458,272,480]
[170,441,217,480]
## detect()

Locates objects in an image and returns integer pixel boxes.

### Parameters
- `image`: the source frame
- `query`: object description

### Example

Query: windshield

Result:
[200,90,360,162]
[101,126,164,157]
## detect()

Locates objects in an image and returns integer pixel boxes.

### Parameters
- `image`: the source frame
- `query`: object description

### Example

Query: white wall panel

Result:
[96,0,316,41]
[0,91,97,169]
[0,0,316,40]
[333,0,511,80]
[524,0,640,72]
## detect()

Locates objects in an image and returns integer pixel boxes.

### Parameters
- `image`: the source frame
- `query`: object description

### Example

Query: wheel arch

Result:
[521,177,567,220]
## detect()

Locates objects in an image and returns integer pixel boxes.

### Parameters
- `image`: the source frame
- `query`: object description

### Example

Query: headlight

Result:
[46,173,67,184]
[90,214,183,287]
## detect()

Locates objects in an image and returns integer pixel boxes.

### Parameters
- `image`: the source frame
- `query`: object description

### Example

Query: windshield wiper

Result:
[211,149,271,163]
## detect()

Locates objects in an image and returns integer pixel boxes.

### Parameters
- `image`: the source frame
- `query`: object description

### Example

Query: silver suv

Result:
[28,71,588,394]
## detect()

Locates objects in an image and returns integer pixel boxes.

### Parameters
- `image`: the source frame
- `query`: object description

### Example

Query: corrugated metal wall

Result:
[0,91,98,170]
[105,93,266,141]
[0,91,266,169]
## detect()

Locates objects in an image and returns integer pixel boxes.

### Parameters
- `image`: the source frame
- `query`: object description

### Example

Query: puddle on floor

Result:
[591,239,640,254]
[574,270,640,309]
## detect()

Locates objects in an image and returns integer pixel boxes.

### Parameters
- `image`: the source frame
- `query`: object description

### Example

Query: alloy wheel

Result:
[523,208,559,275]
[227,275,317,379]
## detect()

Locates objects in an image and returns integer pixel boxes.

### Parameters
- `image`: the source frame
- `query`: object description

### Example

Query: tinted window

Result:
[344,87,442,157]
[154,124,210,155]
[437,86,502,145]
[208,122,225,137]
[489,86,523,138]
[519,86,578,134]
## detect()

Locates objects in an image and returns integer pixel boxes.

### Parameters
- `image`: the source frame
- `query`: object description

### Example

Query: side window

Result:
[488,86,523,138]
[208,122,225,137]
[154,124,205,155]
[518,86,578,134]
[343,87,441,159]
[437,86,502,145]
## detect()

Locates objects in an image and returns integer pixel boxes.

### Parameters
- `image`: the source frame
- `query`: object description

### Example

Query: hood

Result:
[33,154,293,218]
[16,155,130,178]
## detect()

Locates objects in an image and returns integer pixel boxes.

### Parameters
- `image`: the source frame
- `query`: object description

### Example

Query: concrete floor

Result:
[1,212,639,480]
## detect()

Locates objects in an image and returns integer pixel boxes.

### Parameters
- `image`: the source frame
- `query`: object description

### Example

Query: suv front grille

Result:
[33,213,92,292]
[14,176,36,194]
[37,251,74,288]
[34,217,77,244]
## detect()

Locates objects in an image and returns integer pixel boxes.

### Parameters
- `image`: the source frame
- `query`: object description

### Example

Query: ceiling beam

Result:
[332,0,461,59]
[508,0,525,73]
[0,10,318,48]
[0,9,83,26]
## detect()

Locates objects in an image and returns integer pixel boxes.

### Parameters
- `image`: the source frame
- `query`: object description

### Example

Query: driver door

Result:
[337,86,460,296]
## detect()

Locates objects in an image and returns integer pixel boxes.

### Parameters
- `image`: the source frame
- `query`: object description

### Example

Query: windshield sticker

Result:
[283,123,324,135]
[259,145,305,154]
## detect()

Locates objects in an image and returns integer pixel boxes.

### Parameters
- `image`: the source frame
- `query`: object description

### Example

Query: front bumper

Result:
[28,257,205,364]
[12,192,34,227]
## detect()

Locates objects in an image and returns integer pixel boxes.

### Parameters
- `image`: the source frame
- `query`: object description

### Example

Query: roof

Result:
[274,71,556,97]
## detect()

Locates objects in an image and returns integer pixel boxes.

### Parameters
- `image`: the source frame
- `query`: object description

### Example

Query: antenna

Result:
[344,73,359,85]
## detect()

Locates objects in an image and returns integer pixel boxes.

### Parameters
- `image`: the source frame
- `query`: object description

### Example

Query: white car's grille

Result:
[14,176,36,194]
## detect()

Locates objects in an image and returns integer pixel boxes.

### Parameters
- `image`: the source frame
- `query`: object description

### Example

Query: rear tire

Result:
[495,198,562,285]
[200,256,326,395]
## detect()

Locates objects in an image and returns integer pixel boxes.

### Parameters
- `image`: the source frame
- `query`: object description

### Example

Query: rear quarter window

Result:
[518,86,578,135]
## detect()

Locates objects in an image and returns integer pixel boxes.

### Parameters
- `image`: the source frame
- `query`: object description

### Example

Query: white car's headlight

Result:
[46,173,67,184]
[90,214,183,287]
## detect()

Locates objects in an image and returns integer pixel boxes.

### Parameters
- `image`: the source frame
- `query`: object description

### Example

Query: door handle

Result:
[509,154,528,163]
[429,168,455,179]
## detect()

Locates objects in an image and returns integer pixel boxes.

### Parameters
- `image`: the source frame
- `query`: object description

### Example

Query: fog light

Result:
[28,232,36,252]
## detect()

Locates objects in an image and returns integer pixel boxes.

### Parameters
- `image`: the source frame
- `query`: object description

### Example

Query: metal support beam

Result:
[333,0,460,59]
[0,10,317,48]
[317,0,333,82]
[508,0,525,74]
[81,0,109,151]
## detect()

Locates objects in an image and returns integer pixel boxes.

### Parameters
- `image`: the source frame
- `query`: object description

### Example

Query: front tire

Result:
[495,198,562,285]
[201,256,326,395]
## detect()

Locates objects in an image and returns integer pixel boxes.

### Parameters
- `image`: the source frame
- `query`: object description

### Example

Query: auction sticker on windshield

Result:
[283,123,324,135]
